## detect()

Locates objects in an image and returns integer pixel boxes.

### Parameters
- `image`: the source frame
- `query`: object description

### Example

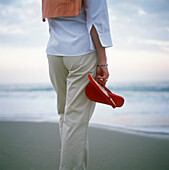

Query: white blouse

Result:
[46,0,112,56]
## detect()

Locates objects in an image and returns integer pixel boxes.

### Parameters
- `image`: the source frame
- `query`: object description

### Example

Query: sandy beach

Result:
[0,121,169,170]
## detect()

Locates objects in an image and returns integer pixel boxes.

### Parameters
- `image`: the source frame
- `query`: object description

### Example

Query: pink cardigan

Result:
[42,0,82,22]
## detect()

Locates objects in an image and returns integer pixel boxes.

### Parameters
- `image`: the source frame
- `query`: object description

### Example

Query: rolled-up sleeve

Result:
[84,0,113,50]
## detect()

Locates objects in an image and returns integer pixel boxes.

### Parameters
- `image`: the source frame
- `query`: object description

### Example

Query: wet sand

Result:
[0,121,169,170]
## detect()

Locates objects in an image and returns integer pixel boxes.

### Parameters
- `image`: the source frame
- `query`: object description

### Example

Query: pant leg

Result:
[59,52,98,170]
[47,54,68,141]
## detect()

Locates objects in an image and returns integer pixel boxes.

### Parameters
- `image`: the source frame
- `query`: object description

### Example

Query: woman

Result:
[42,0,112,169]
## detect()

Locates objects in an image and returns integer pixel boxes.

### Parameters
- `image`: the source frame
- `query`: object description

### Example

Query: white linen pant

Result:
[47,52,98,170]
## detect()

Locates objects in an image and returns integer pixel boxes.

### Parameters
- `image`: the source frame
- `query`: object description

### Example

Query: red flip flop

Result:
[86,74,124,108]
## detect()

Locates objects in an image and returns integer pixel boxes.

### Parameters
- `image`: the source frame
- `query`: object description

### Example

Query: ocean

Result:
[0,81,169,135]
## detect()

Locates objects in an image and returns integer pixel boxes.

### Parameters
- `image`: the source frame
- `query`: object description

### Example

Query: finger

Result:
[96,77,107,86]
[97,76,108,85]
[97,75,108,81]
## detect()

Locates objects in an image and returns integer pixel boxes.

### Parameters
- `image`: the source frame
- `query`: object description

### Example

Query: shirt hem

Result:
[46,49,96,57]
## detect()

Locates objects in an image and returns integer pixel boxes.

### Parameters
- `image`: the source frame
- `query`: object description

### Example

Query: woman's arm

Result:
[84,0,112,85]
[90,25,109,85]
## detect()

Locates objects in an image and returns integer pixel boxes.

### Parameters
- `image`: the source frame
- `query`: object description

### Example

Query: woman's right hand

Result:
[96,65,109,86]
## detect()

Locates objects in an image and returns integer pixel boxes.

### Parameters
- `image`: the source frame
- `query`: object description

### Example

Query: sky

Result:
[0,0,169,84]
